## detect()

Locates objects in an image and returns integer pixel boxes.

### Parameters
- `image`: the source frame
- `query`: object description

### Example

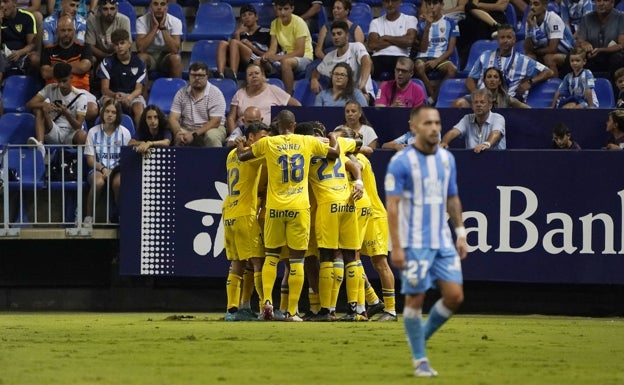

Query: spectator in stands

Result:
[575,0,624,81]
[413,0,460,103]
[128,105,172,156]
[136,0,183,78]
[381,129,415,150]
[260,0,314,95]
[439,0,468,23]
[458,67,529,108]
[524,0,575,78]
[15,0,42,39]
[216,4,271,80]
[225,106,263,148]
[453,23,553,107]
[315,0,365,59]
[40,15,98,123]
[83,99,132,226]
[550,47,598,108]
[614,67,624,108]
[0,0,39,82]
[310,20,374,103]
[551,122,581,149]
[604,109,624,150]
[169,62,227,147]
[314,62,368,106]
[85,0,132,62]
[293,0,323,34]
[367,0,418,80]
[26,62,88,150]
[441,88,506,152]
[43,0,87,47]
[560,0,593,34]
[49,0,95,19]
[334,100,378,148]
[375,57,427,107]
[457,0,508,62]
[98,28,146,128]
[227,63,300,134]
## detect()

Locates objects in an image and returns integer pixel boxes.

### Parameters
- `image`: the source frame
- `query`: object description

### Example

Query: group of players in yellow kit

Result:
[222,109,397,322]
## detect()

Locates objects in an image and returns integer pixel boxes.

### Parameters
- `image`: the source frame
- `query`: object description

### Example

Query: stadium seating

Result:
[185,40,220,75]
[456,39,498,77]
[356,0,381,6]
[2,75,41,113]
[350,3,373,37]
[252,2,275,28]
[526,78,561,108]
[117,1,137,40]
[411,78,428,100]
[128,0,150,6]
[267,78,286,90]
[381,2,418,17]
[514,40,525,54]
[515,6,530,40]
[435,78,468,107]
[146,77,187,115]
[93,114,136,136]
[293,79,316,107]
[0,113,36,147]
[166,2,187,41]
[208,78,238,112]
[187,3,236,41]
[505,3,517,28]
[594,78,615,109]
[5,147,45,190]
[314,5,329,40]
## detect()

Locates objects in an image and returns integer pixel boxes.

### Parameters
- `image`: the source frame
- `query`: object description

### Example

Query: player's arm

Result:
[447,194,468,259]
[386,194,406,269]
[383,28,417,49]
[325,132,340,159]
[345,155,363,201]
[236,137,257,161]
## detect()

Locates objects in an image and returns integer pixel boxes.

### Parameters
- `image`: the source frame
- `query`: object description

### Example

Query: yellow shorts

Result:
[306,225,319,257]
[263,207,310,251]
[360,216,389,257]
[223,214,264,261]
[315,201,360,250]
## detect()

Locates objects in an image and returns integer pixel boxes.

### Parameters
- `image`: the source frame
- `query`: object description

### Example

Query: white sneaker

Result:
[414,358,438,377]
[83,216,93,228]
[27,137,45,158]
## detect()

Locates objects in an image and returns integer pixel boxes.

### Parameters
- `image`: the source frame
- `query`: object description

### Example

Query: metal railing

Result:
[1,144,119,239]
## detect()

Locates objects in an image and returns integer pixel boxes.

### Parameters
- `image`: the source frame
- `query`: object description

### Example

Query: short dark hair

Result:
[497,23,515,33]
[53,62,72,79]
[188,62,209,74]
[245,121,270,138]
[294,122,316,136]
[552,122,571,137]
[274,0,294,7]
[330,20,349,34]
[111,29,130,45]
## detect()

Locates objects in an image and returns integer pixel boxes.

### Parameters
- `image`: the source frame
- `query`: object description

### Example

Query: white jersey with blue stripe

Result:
[385,145,457,249]
[560,0,593,32]
[416,16,460,59]
[525,11,575,54]
[559,68,598,106]
[468,48,548,98]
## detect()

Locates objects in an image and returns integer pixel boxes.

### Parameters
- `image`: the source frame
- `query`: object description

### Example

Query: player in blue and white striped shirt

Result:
[385,105,468,378]
[413,0,460,101]
[466,24,553,101]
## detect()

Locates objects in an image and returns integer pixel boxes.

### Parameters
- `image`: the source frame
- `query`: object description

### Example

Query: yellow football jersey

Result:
[309,137,356,203]
[223,148,264,220]
[356,153,386,218]
[251,134,329,210]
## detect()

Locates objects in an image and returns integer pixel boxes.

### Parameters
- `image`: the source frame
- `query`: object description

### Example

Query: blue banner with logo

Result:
[119,145,624,285]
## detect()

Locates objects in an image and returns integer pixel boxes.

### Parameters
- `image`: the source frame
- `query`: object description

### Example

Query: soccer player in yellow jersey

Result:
[223,122,270,321]
[237,110,339,321]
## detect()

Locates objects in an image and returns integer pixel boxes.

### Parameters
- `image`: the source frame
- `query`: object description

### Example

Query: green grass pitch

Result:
[1,313,623,385]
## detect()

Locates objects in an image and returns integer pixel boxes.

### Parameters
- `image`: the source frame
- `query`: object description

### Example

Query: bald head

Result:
[57,15,75,47]
[242,106,262,128]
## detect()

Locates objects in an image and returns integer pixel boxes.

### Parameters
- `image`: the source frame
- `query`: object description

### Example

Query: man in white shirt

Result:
[310,20,374,103]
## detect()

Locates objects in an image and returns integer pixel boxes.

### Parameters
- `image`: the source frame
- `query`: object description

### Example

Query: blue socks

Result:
[403,307,426,360]
[423,299,453,341]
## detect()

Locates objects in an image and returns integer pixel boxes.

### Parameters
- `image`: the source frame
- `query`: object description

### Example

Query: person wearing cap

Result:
[215,3,271,80]
[136,0,183,78]
[85,0,132,62]
[42,0,87,47]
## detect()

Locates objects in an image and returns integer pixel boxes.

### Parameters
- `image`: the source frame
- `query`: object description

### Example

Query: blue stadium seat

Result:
[267,78,286,90]
[208,78,238,112]
[93,114,136,136]
[185,40,220,76]
[293,79,316,107]
[456,40,498,77]
[526,78,561,108]
[618,1,624,11]
[350,3,373,37]
[128,0,150,5]
[252,2,275,28]
[221,0,254,5]
[515,6,530,40]
[166,2,187,41]
[411,78,428,100]
[5,147,45,190]
[187,3,236,41]
[515,40,525,54]
[505,3,517,28]
[0,113,35,147]
[594,78,615,108]
[435,78,468,107]
[147,77,187,115]
[2,75,42,113]
[117,1,137,40]
[356,0,381,6]
[315,5,329,40]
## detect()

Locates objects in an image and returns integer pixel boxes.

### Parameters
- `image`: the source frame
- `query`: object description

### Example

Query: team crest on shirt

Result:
[16,24,22,33]
[440,26,445,33]
[131,67,138,75]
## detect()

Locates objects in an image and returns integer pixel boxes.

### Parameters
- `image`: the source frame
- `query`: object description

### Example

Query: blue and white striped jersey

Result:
[558,68,598,107]
[525,11,575,53]
[416,16,460,59]
[560,0,594,32]
[385,146,457,249]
